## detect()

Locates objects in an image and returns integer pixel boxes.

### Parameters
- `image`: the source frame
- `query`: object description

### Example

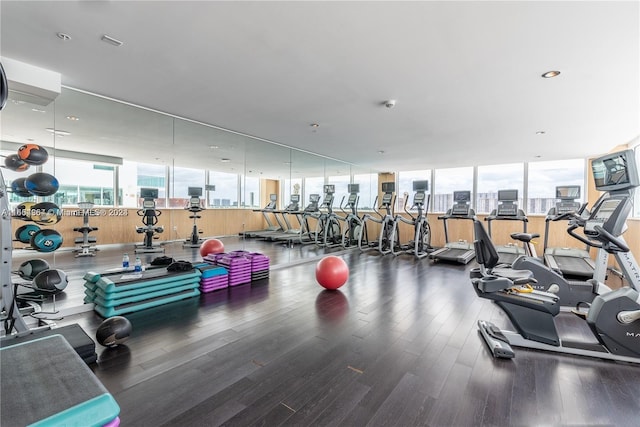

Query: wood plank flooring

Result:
[11,239,640,426]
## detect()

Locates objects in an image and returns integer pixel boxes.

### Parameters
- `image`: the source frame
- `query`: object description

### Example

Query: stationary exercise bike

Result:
[360,182,398,255]
[390,180,432,258]
[135,187,164,254]
[184,187,204,248]
[473,149,640,363]
[339,184,367,248]
[73,201,98,257]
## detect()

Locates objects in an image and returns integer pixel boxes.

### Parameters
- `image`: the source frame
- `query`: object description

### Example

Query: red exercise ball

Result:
[199,238,225,257]
[315,256,349,290]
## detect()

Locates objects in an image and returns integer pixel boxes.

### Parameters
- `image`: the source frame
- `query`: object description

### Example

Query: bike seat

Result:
[510,232,540,243]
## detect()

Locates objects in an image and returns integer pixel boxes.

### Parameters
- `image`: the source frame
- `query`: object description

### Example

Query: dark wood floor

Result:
[11,238,640,426]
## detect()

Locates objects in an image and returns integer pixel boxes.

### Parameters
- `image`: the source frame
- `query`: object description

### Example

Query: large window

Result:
[304,177,325,205]
[353,173,378,210]
[242,176,260,208]
[328,175,351,208]
[170,166,205,208]
[476,163,524,214]
[283,178,302,208]
[527,159,585,214]
[433,167,474,212]
[208,171,238,208]
[119,161,167,207]
[398,170,431,212]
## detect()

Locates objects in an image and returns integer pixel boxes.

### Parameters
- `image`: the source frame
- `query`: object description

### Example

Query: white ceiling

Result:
[1,1,639,172]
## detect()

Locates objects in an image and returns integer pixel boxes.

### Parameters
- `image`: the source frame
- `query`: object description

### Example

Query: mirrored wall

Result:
[1,87,379,264]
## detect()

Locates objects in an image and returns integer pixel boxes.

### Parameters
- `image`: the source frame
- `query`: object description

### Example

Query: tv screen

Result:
[591,149,639,192]
[498,189,518,201]
[269,194,277,201]
[324,184,335,194]
[348,184,360,193]
[556,185,580,200]
[188,186,202,197]
[453,191,471,202]
[140,187,158,199]
[381,182,395,193]
[413,180,429,192]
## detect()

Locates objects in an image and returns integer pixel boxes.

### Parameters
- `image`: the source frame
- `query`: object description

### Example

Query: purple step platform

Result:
[202,251,270,285]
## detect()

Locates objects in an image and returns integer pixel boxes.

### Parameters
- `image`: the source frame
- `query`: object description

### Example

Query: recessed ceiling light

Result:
[209,145,219,149]
[31,108,46,113]
[536,131,546,135]
[57,32,71,41]
[45,128,70,136]
[283,161,292,165]
[310,123,319,128]
[66,115,80,121]
[378,150,385,154]
[535,155,542,158]
[101,34,123,47]
[27,138,35,142]
[541,70,561,78]
[220,158,231,163]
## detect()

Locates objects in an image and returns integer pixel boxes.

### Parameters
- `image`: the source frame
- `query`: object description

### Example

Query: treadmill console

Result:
[305,194,320,212]
[451,191,471,216]
[556,201,581,215]
[497,202,517,216]
[496,189,518,216]
[286,194,300,211]
[554,185,581,215]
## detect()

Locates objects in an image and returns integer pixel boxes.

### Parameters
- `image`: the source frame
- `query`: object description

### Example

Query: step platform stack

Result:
[194,263,229,293]
[84,267,201,317]
[202,251,270,288]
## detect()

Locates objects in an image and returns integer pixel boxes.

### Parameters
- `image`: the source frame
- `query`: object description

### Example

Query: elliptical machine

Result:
[135,187,164,254]
[360,182,398,255]
[339,184,366,248]
[473,149,640,364]
[184,187,204,248]
[390,180,432,258]
[314,185,342,248]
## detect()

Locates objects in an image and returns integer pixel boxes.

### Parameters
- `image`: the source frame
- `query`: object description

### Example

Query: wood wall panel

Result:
[11,208,266,248]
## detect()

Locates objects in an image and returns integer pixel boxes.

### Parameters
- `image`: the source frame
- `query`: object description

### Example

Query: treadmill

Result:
[267,194,303,241]
[243,194,284,238]
[429,190,476,264]
[296,194,322,244]
[543,185,595,279]
[485,189,528,264]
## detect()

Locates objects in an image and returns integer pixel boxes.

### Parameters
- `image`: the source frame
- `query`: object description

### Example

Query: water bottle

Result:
[122,253,130,268]
[134,256,142,272]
